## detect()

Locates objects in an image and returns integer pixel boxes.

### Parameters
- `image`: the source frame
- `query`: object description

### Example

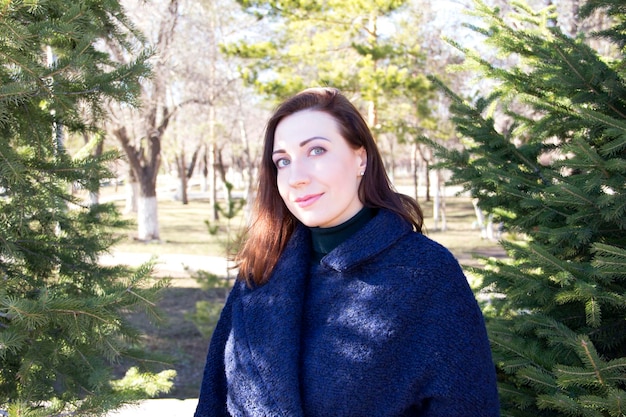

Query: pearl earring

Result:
[359,171,365,176]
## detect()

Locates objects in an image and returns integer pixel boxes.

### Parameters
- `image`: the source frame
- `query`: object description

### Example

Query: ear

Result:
[356,147,367,174]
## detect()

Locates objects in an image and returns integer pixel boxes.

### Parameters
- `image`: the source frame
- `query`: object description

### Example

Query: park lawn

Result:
[110,197,245,258]
[109,195,502,262]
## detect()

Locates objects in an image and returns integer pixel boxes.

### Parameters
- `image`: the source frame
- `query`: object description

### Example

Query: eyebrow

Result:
[272,136,330,155]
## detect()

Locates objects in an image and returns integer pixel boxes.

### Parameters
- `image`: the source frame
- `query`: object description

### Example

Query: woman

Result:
[195,87,500,416]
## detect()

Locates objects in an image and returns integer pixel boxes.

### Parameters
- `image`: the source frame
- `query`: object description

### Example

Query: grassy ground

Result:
[111,200,244,258]
[108,192,506,399]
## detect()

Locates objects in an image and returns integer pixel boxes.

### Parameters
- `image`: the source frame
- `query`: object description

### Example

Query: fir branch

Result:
[555,183,597,207]
[557,337,605,385]
[48,309,112,323]
[592,243,626,279]
[124,287,156,307]
[585,298,602,329]
[524,243,576,275]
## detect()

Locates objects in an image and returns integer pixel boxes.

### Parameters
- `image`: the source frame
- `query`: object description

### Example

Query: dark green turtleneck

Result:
[309,206,377,264]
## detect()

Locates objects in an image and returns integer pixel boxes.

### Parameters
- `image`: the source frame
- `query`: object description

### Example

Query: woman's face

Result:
[272,110,367,228]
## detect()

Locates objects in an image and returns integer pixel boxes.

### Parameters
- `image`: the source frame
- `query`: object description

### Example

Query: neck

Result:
[309,207,376,263]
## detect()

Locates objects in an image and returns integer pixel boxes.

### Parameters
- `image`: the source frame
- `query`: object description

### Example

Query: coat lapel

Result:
[231,226,310,416]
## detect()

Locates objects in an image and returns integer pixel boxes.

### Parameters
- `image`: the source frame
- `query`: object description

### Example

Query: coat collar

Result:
[321,209,412,271]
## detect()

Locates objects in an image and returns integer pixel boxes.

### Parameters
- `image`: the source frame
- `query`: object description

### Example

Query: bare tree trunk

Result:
[411,142,419,200]
[216,147,232,204]
[124,166,138,214]
[235,94,256,221]
[434,170,446,231]
[387,135,395,183]
[472,198,493,240]
[138,198,159,240]
[209,140,219,221]
[441,197,447,232]
[111,0,180,241]
[174,145,200,204]
[175,148,189,204]
[424,159,431,202]
[114,125,163,241]
[433,170,440,231]
[416,145,432,202]
[137,170,160,241]
[139,129,161,241]
[203,5,220,220]
[201,145,209,192]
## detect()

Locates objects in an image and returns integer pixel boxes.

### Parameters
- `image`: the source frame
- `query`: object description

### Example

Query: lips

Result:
[294,193,323,208]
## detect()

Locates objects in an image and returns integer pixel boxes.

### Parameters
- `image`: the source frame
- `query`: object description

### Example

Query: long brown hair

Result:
[236,87,423,286]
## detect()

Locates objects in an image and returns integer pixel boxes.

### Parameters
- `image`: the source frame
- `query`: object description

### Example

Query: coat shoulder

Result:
[377,231,463,273]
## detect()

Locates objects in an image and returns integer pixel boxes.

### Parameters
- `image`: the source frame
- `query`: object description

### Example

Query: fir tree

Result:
[430,0,626,415]
[0,1,174,415]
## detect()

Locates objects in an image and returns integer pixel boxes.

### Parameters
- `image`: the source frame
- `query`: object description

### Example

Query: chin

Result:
[295,214,325,228]
[298,219,319,227]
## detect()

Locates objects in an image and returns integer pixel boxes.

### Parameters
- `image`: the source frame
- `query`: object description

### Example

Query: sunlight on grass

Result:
[108,194,504,269]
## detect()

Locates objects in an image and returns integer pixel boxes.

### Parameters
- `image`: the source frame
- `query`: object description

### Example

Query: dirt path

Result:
[106,398,198,417]
[99,252,231,278]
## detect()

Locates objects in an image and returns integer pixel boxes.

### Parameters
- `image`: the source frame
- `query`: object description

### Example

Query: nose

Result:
[287,159,309,187]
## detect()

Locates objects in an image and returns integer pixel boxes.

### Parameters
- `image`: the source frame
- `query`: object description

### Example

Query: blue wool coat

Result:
[194,209,500,417]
